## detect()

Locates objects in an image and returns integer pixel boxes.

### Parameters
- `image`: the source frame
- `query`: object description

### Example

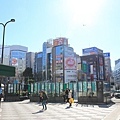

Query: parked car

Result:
[114,90,120,98]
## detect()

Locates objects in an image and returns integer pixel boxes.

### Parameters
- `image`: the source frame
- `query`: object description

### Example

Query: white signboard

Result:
[56,70,63,74]
[64,70,77,83]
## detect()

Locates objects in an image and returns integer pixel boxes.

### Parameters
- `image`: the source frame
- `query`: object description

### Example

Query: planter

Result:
[4,96,20,102]
[29,96,63,103]
[78,96,98,104]
[29,96,39,102]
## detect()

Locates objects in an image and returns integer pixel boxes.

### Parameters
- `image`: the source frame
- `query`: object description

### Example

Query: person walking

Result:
[68,90,74,108]
[41,91,48,110]
[65,88,69,103]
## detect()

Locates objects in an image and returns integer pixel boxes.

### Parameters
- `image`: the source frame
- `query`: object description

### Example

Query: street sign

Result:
[0,64,15,76]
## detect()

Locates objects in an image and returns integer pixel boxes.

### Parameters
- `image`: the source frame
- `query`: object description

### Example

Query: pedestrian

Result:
[68,90,74,108]
[65,88,69,102]
[41,91,48,110]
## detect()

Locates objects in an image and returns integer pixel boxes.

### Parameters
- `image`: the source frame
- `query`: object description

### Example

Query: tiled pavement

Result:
[0,99,120,120]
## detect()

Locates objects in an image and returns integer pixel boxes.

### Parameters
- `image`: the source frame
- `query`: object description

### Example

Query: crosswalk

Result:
[0,100,118,120]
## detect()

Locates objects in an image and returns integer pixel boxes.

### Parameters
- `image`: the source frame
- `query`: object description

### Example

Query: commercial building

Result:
[52,37,77,83]
[46,47,52,81]
[114,58,120,89]
[42,41,52,81]
[26,52,35,73]
[115,59,120,65]
[0,45,10,65]
[34,40,52,82]
[34,52,43,81]
[103,53,112,81]
[0,45,28,77]
[81,47,105,81]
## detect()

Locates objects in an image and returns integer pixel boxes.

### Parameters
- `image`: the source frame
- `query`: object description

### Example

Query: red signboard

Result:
[53,38,68,46]
[65,57,76,70]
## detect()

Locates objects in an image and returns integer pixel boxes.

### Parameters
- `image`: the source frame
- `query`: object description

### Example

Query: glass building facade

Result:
[34,52,43,81]
[114,59,120,89]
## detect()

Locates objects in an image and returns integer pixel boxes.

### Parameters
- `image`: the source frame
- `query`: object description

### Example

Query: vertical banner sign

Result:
[82,61,88,73]
[99,57,104,80]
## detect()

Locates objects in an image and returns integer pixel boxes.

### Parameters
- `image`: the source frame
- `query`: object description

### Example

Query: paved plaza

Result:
[0,99,120,120]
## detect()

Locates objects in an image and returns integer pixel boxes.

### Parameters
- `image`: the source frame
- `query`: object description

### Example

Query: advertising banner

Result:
[11,58,18,66]
[64,70,77,83]
[53,38,68,46]
[93,65,97,79]
[64,57,76,70]
[82,61,88,73]
[82,47,97,55]
[103,53,110,58]
[55,46,63,64]
[99,57,104,80]
[82,47,103,56]
[11,50,26,59]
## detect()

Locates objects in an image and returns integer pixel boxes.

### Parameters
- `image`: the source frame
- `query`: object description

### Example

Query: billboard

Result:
[93,64,97,80]
[53,38,68,47]
[11,50,26,59]
[55,46,63,70]
[11,58,18,66]
[82,47,103,56]
[82,61,88,73]
[10,50,26,66]
[64,70,77,83]
[64,57,76,70]
[103,53,110,58]
[64,47,75,57]
[99,57,104,80]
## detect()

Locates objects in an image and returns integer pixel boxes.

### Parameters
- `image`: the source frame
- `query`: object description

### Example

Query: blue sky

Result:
[0,0,120,69]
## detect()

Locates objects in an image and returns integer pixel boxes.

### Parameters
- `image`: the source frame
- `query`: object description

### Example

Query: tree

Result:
[23,67,33,84]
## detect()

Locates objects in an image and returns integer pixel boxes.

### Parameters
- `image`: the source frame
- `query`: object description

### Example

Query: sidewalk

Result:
[0,100,119,120]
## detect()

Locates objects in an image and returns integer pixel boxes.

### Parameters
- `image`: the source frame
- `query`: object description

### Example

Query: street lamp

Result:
[0,19,15,64]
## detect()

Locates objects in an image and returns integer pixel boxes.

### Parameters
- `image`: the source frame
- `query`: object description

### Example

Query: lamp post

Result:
[0,19,15,64]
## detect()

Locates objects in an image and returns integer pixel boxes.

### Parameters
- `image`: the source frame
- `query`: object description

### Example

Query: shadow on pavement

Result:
[32,110,44,114]
[98,102,115,108]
